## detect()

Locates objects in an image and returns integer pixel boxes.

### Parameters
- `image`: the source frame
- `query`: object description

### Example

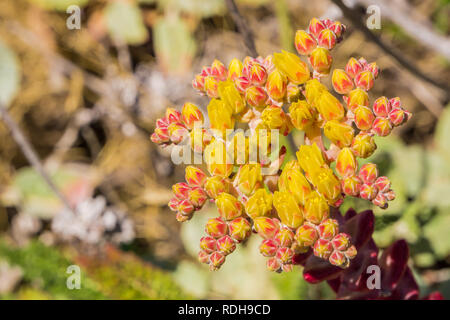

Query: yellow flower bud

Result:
[236,164,262,196]
[227,131,249,164]
[317,91,345,121]
[289,100,317,130]
[265,69,287,101]
[216,193,243,221]
[204,139,233,177]
[336,147,357,178]
[309,47,332,74]
[346,88,369,112]
[182,102,204,129]
[324,120,354,148]
[245,188,273,219]
[185,165,207,187]
[204,76,219,98]
[296,143,325,176]
[207,98,234,134]
[309,167,342,204]
[273,191,304,228]
[294,30,317,55]
[303,191,329,224]
[228,58,243,81]
[351,132,377,158]
[273,50,310,85]
[261,105,291,136]
[278,161,312,206]
[332,69,354,94]
[305,79,327,107]
[204,176,229,199]
[218,80,246,115]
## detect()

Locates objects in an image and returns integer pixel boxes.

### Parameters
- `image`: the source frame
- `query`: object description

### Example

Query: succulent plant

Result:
[150,17,413,273]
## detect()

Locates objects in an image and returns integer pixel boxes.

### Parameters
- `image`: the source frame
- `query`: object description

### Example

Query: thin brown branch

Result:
[330,0,450,97]
[0,104,74,213]
[225,0,258,57]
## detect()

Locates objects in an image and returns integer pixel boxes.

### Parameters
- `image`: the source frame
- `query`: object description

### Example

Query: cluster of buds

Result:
[151,17,412,273]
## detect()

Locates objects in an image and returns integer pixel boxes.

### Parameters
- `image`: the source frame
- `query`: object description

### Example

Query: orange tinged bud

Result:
[341,175,362,197]
[273,191,304,229]
[166,108,182,124]
[168,197,180,211]
[303,191,329,224]
[216,235,236,255]
[253,217,280,239]
[375,176,391,193]
[295,223,319,247]
[329,250,348,267]
[318,218,339,240]
[190,128,212,153]
[205,217,228,238]
[192,74,205,92]
[204,176,229,199]
[351,132,377,158]
[317,91,345,121]
[294,30,317,55]
[245,188,273,219]
[274,228,295,247]
[188,187,207,208]
[234,76,251,93]
[336,147,357,178]
[345,57,363,78]
[345,245,357,260]
[227,58,243,81]
[289,100,317,130]
[360,183,378,200]
[204,76,219,98]
[359,163,378,184]
[324,120,355,148]
[309,47,333,74]
[198,250,209,264]
[317,29,337,50]
[216,193,243,221]
[260,239,278,257]
[245,86,268,108]
[249,62,268,86]
[311,167,342,204]
[176,211,192,222]
[273,50,310,84]
[389,107,411,127]
[354,105,375,131]
[372,117,392,136]
[181,102,204,129]
[332,233,350,251]
[211,59,227,81]
[372,193,388,209]
[265,69,287,101]
[177,199,195,217]
[345,88,369,112]
[373,96,391,117]
[228,217,252,242]
[287,83,301,103]
[172,182,191,200]
[308,18,326,38]
[200,236,216,253]
[355,70,374,91]
[329,21,346,38]
[168,122,188,144]
[209,251,225,270]
[332,69,354,94]
[276,247,294,264]
[314,238,333,259]
[267,257,281,272]
[185,165,207,187]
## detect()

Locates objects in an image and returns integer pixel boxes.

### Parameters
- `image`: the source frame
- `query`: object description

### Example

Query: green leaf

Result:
[0,40,20,107]
[28,0,89,11]
[161,0,225,17]
[423,150,450,208]
[153,14,196,74]
[435,106,450,158]
[105,1,148,45]
[423,210,450,259]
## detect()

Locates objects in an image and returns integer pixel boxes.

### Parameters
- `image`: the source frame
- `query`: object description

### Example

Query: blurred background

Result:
[0,0,449,299]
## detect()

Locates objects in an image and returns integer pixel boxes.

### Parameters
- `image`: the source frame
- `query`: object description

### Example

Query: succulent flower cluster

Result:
[151,18,412,272]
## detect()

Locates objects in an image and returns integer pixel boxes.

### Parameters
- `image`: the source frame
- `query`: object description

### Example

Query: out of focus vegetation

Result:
[0,0,449,299]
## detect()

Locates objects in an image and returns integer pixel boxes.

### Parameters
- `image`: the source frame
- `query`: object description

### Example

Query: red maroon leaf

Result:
[343,210,374,249]
[422,291,444,300]
[344,208,357,221]
[292,249,312,266]
[303,255,343,284]
[388,267,419,300]
[379,239,409,292]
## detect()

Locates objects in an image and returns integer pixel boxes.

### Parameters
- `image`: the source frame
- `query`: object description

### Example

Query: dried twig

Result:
[0,104,74,213]
[225,0,258,57]
[330,0,450,97]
